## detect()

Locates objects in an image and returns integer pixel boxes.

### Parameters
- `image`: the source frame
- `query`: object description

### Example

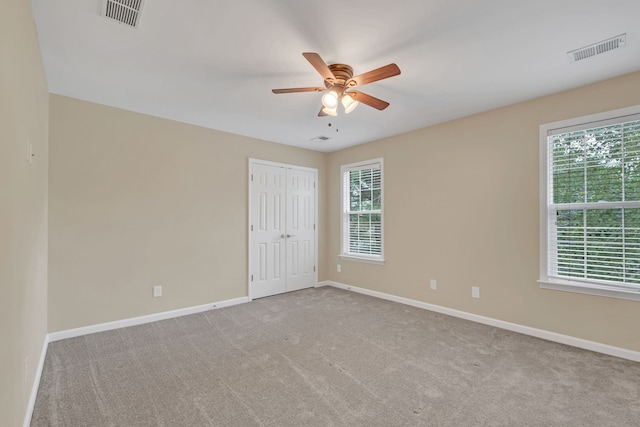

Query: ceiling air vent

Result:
[102,0,145,28]
[310,136,330,142]
[567,34,626,62]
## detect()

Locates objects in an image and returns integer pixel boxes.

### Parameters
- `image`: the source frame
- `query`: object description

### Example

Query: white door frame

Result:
[248,158,318,300]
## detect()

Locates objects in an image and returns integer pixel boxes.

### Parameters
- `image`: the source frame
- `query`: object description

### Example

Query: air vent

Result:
[310,136,330,142]
[567,34,626,62]
[102,0,144,28]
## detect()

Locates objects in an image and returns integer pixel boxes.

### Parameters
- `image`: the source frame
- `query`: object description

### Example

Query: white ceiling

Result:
[31,0,640,152]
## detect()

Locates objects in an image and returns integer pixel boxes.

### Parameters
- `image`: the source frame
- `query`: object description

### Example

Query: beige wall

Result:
[48,95,327,332]
[0,0,49,425]
[325,72,640,352]
[48,71,640,353]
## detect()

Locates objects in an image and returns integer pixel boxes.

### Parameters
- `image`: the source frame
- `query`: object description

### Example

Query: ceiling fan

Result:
[272,52,401,117]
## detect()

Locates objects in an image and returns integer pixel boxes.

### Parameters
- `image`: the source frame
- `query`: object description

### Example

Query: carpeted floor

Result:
[31,287,640,426]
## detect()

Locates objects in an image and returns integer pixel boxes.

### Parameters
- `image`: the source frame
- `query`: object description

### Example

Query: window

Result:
[341,159,384,263]
[540,106,640,301]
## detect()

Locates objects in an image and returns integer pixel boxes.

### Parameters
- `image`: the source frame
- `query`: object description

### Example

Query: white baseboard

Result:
[48,296,250,342]
[319,280,640,363]
[24,333,50,427]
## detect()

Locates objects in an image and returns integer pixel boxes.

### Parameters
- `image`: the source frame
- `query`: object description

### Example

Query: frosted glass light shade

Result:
[341,94,359,113]
[322,106,337,116]
[321,91,339,109]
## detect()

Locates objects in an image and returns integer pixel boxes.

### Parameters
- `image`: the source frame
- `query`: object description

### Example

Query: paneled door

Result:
[249,161,316,299]
[284,167,316,293]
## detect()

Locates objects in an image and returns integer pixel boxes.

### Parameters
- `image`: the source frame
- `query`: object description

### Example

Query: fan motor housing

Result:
[325,64,353,88]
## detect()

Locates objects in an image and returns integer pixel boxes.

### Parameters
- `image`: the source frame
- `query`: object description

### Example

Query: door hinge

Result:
[251,274,254,282]
[313,224,316,230]
[314,266,316,272]
[313,182,316,188]
[251,224,253,231]
[251,174,253,181]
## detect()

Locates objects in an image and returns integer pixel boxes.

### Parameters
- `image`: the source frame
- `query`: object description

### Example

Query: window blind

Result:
[341,160,383,260]
[547,116,640,290]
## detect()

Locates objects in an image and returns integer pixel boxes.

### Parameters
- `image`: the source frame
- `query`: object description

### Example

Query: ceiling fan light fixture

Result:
[272,52,401,117]
[321,91,339,109]
[342,94,359,114]
[322,105,337,116]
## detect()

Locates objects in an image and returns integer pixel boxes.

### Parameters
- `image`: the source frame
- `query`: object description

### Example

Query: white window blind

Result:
[545,113,640,293]
[341,159,384,262]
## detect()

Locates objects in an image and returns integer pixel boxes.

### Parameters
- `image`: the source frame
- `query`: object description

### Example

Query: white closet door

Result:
[249,161,316,299]
[285,168,316,292]
[250,164,287,299]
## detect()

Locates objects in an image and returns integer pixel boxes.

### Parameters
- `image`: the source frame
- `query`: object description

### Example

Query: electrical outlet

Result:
[472,286,480,298]
[153,285,162,297]
[337,264,341,273]
[430,279,437,290]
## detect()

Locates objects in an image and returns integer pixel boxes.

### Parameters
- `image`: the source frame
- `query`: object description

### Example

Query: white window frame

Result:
[340,158,385,264]
[539,105,640,301]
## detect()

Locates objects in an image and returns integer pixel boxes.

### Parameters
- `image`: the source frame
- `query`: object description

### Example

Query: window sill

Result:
[339,254,385,265]
[539,279,640,302]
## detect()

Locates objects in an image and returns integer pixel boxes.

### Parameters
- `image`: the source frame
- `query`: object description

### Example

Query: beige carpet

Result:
[31,287,640,426]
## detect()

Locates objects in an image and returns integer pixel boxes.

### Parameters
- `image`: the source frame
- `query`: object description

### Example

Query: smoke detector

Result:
[102,0,145,28]
[567,34,626,62]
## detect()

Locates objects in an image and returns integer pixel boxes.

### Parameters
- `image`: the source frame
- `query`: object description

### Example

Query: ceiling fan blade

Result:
[318,107,328,117]
[302,52,335,83]
[348,90,390,110]
[272,87,325,94]
[347,63,401,87]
